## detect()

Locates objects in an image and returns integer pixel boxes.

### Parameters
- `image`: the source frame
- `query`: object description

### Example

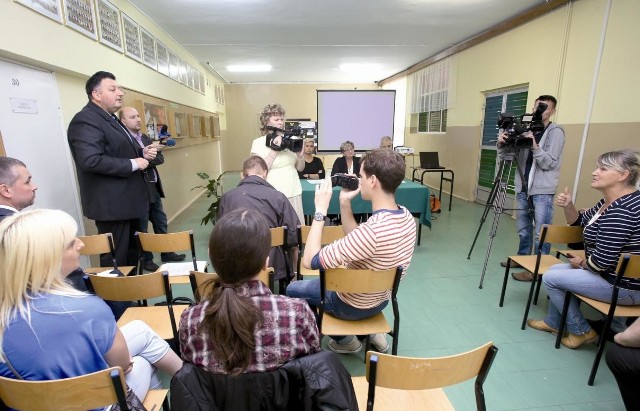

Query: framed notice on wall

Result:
[96,0,122,52]
[121,12,142,61]
[156,40,170,76]
[63,0,98,40]
[140,27,157,69]
[16,0,64,23]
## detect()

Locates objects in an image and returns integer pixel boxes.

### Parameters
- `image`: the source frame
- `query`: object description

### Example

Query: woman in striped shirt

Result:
[528,149,640,349]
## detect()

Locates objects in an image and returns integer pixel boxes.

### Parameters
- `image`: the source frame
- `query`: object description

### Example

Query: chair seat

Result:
[117,306,188,340]
[575,295,640,317]
[83,266,135,276]
[554,249,585,260]
[510,254,563,274]
[143,388,168,409]
[169,275,191,285]
[351,376,454,410]
[322,312,391,336]
[299,266,319,277]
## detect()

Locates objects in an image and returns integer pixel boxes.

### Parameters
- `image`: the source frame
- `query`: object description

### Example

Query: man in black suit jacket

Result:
[120,106,186,271]
[67,71,157,267]
[0,157,37,222]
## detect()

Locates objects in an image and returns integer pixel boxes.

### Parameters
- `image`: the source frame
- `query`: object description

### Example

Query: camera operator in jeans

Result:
[497,95,565,282]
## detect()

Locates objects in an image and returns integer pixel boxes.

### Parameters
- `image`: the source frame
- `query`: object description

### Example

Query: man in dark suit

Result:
[119,106,186,271]
[0,157,37,222]
[67,71,156,267]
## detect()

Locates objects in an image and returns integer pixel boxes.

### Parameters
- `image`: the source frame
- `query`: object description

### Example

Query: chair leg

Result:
[533,274,543,305]
[588,308,617,385]
[521,272,539,330]
[363,336,371,364]
[555,291,571,349]
[499,265,510,307]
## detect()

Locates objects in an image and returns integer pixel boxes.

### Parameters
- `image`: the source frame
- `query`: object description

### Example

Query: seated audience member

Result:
[0,157,37,222]
[218,156,299,284]
[379,136,393,149]
[330,140,360,178]
[0,209,183,401]
[287,149,417,354]
[606,317,640,410]
[528,149,640,348]
[298,138,325,180]
[179,209,320,374]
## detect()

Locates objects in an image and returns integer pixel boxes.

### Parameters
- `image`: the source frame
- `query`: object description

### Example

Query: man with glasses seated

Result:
[120,106,186,271]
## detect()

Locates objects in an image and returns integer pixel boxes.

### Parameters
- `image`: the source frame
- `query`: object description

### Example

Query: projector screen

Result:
[317,90,395,152]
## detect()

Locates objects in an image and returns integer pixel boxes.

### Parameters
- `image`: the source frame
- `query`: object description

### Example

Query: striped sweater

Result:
[318,206,416,309]
[575,190,640,273]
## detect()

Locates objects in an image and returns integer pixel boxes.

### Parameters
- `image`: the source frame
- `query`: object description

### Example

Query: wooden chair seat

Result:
[573,295,640,318]
[509,254,563,274]
[321,312,391,336]
[117,305,188,340]
[143,388,169,409]
[352,377,454,410]
[554,249,585,260]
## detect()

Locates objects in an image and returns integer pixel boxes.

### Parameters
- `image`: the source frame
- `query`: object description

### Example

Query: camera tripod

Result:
[467,153,525,289]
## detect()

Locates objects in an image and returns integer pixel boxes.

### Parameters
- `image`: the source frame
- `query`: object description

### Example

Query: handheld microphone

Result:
[158,125,176,147]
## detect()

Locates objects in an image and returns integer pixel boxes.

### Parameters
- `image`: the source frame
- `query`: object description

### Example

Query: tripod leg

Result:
[479,177,509,288]
[468,160,508,259]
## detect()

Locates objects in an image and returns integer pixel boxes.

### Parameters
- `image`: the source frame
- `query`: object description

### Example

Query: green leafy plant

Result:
[192,172,224,225]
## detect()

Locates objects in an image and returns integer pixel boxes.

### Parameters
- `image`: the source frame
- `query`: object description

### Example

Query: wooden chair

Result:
[297,225,345,280]
[189,269,275,302]
[319,267,402,357]
[136,230,201,284]
[0,366,168,411]
[78,233,135,276]
[554,254,640,385]
[554,248,585,260]
[270,226,291,286]
[498,224,584,330]
[84,271,186,342]
[352,343,498,411]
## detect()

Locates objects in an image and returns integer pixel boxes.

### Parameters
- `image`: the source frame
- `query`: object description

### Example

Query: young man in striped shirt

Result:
[286,148,417,354]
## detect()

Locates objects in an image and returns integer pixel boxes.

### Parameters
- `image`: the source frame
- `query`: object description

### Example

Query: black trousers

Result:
[606,343,640,410]
[95,218,141,267]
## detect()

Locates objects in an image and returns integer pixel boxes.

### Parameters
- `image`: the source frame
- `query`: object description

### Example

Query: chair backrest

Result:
[78,233,119,269]
[270,226,286,247]
[365,343,498,411]
[85,270,172,302]
[321,267,400,294]
[136,230,197,273]
[298,225,345,246]
[0,367,128,411]
[539,225,583,249]
[610,254,640,290]
[189,269,273,302]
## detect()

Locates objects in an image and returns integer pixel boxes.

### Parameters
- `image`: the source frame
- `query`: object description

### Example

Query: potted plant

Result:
[192,172,224,225]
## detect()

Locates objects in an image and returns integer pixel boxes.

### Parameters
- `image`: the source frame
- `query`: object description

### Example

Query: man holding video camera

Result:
[497,95,565,282]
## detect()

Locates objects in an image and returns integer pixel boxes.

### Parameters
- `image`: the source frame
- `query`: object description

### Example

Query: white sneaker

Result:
[369,333,389,353]
[327,336,362,354]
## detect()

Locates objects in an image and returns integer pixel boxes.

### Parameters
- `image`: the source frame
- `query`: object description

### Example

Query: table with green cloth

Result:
[300,179,431,244]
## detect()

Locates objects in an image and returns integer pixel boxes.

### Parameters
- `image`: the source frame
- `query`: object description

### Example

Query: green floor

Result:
[165,175,625,410]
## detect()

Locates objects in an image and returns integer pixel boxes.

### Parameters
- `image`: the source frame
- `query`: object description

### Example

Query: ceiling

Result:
[128,0,549,84]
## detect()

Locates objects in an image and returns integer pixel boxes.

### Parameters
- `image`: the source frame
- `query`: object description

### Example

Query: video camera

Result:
[497,102,547,148]
[331,173,359,191]
[265,125,304,152]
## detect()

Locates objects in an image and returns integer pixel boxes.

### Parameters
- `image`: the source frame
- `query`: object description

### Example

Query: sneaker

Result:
[369,333,389,353]
[327,336,362,354]
[511,271,533,282]
[500,260,521,268]
[143,260,160,271]
[161,252,187,262]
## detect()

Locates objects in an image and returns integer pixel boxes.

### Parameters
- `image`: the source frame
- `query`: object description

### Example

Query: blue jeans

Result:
[516,192,553,256]
[286,278,388,320]
[542,264,640,335]
[140,193,169,261]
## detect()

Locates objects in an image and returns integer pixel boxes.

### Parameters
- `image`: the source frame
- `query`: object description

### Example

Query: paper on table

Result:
[306,179,323,185]
[96,270,119,277]
[159,261,208,276]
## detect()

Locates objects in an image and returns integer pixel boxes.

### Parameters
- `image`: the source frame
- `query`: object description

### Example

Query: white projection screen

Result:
[317,90,395,152]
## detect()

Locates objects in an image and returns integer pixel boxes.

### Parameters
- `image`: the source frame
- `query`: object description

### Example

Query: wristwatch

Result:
[313,211,325,222]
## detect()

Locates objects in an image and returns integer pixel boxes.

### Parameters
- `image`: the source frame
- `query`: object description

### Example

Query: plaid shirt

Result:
[179,280,321,373]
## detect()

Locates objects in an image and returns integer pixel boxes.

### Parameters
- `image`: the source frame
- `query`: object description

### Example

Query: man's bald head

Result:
[119,107,142,134]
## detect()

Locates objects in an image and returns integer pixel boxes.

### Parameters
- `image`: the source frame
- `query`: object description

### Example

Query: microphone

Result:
[158,125,176,147]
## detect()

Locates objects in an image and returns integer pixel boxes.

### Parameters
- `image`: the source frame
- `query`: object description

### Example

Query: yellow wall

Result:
[404,0,640,222]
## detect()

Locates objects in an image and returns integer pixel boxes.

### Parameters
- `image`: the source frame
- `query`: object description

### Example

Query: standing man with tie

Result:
[119,106,186,271]
[67,71,154,267]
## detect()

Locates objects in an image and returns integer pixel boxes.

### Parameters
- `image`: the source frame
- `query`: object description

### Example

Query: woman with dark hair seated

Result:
[179,208,320,375]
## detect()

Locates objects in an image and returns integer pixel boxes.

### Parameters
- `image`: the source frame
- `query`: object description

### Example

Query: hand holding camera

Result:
[331,173,359,190]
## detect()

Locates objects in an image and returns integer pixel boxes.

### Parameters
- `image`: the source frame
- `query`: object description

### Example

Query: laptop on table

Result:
[419,152,445,169]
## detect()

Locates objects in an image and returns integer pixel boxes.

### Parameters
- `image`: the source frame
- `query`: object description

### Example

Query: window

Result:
[411,57,455,133]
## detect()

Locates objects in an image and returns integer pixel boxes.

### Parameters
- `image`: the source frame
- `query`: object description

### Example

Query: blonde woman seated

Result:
[179,208,320,374]
[0,210,183,401]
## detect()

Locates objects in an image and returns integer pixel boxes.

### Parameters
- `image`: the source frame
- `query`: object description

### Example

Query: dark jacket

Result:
[330,156,360,177]
[67,102,149,221]
[139,133,165,199]
[0,207,15,222]
[170,351,359,411]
